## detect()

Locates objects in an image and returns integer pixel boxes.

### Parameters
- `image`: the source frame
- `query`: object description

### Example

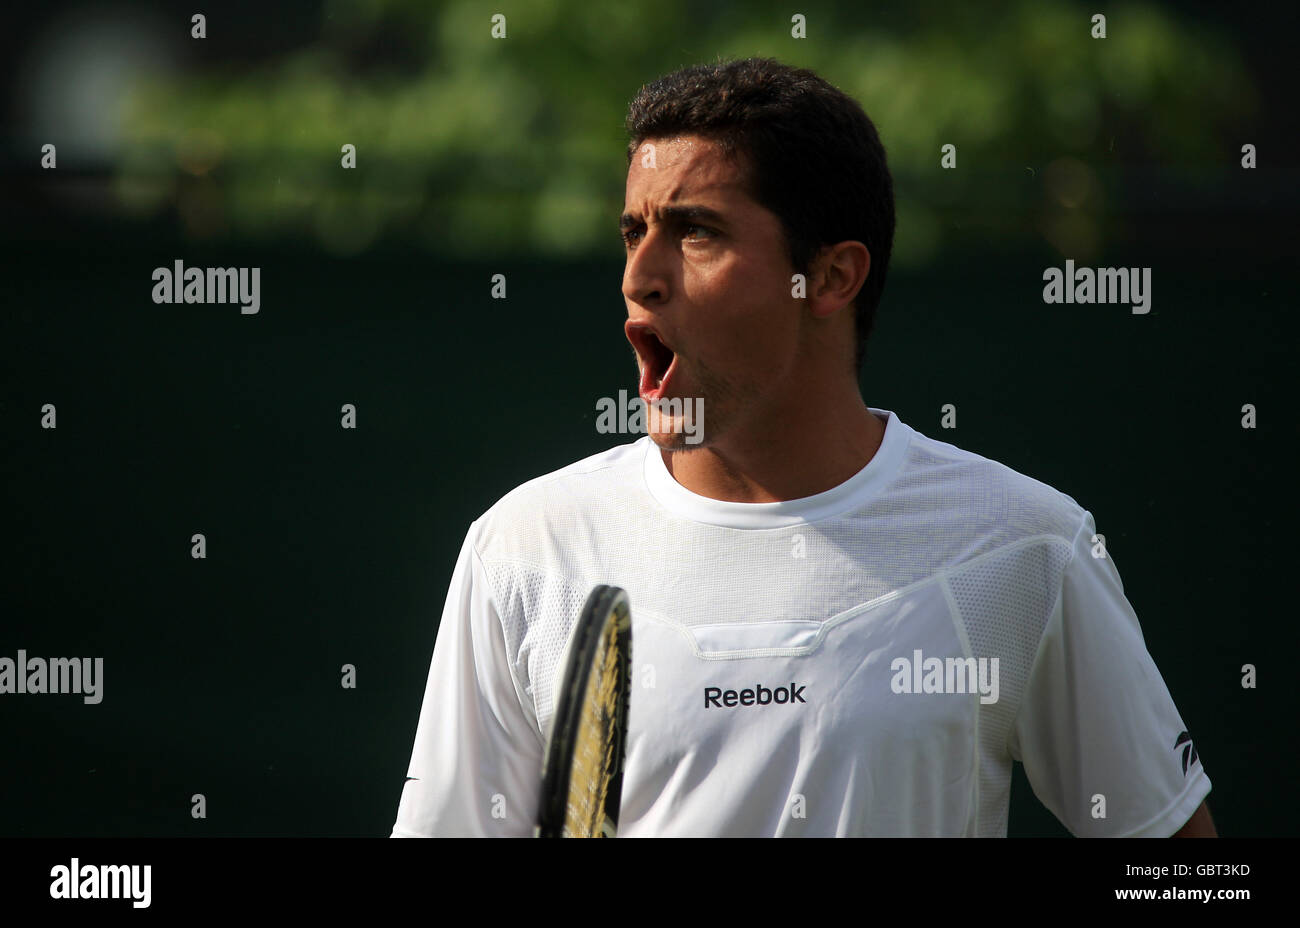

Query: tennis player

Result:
[392,57,1215,837]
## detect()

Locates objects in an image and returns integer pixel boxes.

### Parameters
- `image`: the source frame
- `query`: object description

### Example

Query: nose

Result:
[621,226,671,308]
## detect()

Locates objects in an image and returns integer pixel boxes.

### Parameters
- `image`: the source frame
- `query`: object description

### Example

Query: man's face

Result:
[621,135,803,452]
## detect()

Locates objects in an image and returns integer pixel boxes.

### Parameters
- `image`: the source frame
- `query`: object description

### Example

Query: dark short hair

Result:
[626,57,895,374]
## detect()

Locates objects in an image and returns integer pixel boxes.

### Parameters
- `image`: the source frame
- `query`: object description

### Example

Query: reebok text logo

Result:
[704,682,806,708]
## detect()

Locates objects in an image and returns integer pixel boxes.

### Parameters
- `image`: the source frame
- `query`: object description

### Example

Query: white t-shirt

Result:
[392,409,1210,837]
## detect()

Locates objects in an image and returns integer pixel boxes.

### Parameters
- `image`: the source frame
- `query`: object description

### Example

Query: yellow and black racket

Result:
[535,585,632,838]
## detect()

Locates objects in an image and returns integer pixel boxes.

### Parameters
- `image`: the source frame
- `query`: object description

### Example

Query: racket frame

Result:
[535,584,632,838]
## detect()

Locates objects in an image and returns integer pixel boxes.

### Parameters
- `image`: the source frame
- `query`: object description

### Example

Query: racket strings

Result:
[564,625,623,837]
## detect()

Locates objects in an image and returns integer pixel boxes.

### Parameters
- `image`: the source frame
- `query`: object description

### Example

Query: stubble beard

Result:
[647,353,754,454]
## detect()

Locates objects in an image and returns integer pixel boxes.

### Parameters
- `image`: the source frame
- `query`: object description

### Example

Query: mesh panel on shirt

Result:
[484,562,587,730]
[947,538,1075,835]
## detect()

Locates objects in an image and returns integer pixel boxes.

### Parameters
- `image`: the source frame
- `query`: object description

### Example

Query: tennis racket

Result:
[535,584,633,838]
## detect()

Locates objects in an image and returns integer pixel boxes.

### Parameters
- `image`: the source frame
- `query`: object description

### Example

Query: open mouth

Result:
[626,324,678,400]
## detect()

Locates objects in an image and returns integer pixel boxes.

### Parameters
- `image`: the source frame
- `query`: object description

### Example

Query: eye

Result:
[622,223,714,250]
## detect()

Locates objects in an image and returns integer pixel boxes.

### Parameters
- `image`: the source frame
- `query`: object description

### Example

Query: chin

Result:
[643,395,708,450]
[647,424,707,452]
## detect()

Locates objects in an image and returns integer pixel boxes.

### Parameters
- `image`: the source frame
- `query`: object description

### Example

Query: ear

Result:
[806,241,871,320]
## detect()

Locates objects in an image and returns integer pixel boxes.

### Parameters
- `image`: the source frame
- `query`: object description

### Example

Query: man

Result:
[392,58,1215,837]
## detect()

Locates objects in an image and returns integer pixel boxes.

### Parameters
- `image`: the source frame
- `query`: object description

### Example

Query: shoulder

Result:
[460,441,649,721]
[469,438,650,567]
[891,415,1087,552]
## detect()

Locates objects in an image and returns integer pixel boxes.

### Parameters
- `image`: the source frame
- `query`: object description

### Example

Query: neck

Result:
[661,384,885,503]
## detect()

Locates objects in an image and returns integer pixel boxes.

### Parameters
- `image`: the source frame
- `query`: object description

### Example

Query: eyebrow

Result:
[619,204,728,231]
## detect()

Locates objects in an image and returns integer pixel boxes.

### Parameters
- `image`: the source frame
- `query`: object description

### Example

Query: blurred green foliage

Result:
[116,0,1253,263]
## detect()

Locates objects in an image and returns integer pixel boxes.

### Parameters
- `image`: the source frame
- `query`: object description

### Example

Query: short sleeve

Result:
[1008,511,1211,837]
[391,522,543,837]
